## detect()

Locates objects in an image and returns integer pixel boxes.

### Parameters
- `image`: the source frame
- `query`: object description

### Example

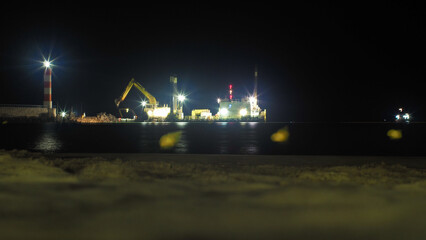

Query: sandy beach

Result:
[1,150,426,239]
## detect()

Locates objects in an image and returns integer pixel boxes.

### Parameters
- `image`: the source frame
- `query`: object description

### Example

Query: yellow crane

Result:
[115,78,157,108]
[115,78,170,120]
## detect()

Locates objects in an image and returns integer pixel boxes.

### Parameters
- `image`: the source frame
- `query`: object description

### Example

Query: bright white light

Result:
[239,108,247,116]
[399,108,403,112]
[43,61,51,68]
[217,98,221,104]
[178,95,186,102]
[141,101,147,107]
[249,96,256,104]
[147,108,170,118]
[153,108,170,117]
[219,108,228,116]
[60,111,66,117]
[403,113,410,120]
[395,114,400,120]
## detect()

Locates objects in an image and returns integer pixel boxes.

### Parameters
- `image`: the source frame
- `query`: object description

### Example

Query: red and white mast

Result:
[43,62,52,108]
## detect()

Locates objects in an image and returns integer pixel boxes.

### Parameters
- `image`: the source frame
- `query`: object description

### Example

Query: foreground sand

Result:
[1,150,426,240]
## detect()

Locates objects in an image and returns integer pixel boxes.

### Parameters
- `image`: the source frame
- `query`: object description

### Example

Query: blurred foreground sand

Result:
[1,150,426,240]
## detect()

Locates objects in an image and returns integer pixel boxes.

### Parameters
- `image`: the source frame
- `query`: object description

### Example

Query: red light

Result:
[230,95,233,100]
[229,84,232,89]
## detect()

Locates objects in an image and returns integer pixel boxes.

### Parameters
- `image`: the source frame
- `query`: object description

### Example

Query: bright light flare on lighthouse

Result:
[43,60,51,68]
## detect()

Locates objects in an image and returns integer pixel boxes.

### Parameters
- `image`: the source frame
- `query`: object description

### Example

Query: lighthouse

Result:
[43,64,52,108]
[43,60,55,118]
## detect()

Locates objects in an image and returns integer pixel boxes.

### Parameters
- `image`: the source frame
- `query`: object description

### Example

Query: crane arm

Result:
[115,78,136,107]
[133,82,157,106]
[115,78,157,107]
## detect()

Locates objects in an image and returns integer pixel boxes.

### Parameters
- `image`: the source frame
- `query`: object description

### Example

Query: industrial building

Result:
[216,92,266,121]
[191,109,212,120]
[216,67,266,121]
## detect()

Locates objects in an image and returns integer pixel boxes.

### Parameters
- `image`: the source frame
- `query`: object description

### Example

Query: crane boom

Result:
[115,78,157,107]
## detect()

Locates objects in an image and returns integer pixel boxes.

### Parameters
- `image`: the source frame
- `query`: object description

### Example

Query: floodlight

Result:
[43,61,51,68]
[178,95,186,102]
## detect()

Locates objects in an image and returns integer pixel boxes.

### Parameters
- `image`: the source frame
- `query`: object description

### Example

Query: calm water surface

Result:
[0,122,425,155]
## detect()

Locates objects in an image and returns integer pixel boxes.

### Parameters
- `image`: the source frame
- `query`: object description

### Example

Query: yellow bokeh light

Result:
[159,131,182,149]
[271,127,290,142]
[387,129,402,140]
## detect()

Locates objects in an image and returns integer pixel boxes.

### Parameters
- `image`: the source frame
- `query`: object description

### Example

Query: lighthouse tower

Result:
[43,67,52,109]
[42,61,55,118]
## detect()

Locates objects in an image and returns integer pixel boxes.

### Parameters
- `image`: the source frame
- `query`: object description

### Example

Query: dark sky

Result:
[1,2,425,121]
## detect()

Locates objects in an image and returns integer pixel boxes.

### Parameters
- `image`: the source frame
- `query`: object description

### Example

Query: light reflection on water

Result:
[2,122,421,155]
[216,123,230,153]
[175,122,188,129]
[240,124,259,154]
[218,122,259,154]
[174,122,188,153]
[29,122,259,154]
[34,123,62,152]
[219,140,230,154]
[175,132,188,153]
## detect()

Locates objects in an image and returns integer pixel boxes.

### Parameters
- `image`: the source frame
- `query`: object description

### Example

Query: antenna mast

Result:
[254,64,258,99]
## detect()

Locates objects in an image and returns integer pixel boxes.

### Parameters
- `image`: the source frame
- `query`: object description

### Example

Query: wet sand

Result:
[1,150,426,239]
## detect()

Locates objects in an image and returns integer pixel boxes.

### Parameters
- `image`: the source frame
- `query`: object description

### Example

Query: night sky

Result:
[1,2,425,122]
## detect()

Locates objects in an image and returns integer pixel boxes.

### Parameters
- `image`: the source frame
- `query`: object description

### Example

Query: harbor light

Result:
[219,108,228,116]
[249,96,256,104]
[153,108,170,118]
[146,108,170,118]
[60,111,66,117]
[178,94,186,102]
[239,108,247,117]
[403,113,410,120]
[43,60,51,68]
[141,100,147,107]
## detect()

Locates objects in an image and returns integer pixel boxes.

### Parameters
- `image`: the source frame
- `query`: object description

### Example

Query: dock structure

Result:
[0,104,56,119]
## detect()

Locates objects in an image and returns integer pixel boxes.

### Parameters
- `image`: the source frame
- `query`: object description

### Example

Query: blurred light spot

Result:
[176,122,188,129]
[34,132,61,152]
[387,129,402,140]
[159,131,182,149]
[2,120,7,124]
[271,127,290,142]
